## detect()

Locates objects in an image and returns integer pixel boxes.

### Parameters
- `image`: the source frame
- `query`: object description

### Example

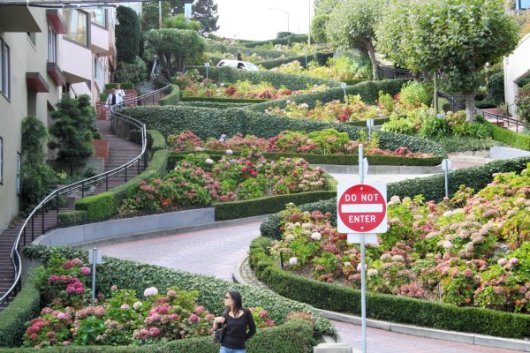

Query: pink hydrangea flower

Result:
[189,313,199,322]
[148,327,161,337]
[121,304,130,310]
[56,312,67,320]
[167,289,177,298]
[80,266,91,276]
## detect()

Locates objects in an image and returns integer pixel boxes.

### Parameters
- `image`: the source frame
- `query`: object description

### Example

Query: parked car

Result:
[216,60,259,71]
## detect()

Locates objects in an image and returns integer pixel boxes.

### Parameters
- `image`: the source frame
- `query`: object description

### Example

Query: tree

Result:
[164,14,201,30]
[326,0,385,80]
[314,0,342,16]
[116,6,142,63]
[20,116,58,212]
[192,0,219,35]
[376,0,519,121]
[142,1,171,30]
[311,15,330,44]
[48,95,97,174]
[143,28,205,78]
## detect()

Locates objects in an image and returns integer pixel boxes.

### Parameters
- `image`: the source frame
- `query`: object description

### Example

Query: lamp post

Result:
[204,62,210,80]
[308,0,311,46]
[269,8,290,32]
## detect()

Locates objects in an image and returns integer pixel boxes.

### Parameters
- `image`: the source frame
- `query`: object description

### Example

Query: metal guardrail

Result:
[0,83,171,306]
[478,107,529,133]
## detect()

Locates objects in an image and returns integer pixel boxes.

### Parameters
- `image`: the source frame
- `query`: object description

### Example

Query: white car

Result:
[216,59,259,71]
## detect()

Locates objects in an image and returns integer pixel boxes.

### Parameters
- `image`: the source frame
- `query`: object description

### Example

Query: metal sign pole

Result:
[358,144,367,353]
[442,159,451,199]
[91,248,97,303]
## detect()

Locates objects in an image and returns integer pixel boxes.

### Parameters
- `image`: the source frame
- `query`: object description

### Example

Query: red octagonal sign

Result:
[337,183,387,233]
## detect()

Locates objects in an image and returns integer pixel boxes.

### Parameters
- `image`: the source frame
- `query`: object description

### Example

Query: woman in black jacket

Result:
[213,290,256,353]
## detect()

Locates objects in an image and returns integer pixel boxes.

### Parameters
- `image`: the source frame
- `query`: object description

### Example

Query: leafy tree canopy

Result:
[192,0,219,35]
[164,13,201,30]
[116,6,141,63]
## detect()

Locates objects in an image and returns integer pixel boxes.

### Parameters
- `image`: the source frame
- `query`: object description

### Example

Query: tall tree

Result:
[314,0,342,16]
[376,0,519,121]
[142,1,171,30]
[326,0,385,80]
[164,14,201,30]
[116,6,141,63]
[192,0,219,35]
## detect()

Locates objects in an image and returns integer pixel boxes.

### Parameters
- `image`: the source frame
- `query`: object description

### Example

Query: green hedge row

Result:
[22,245,335,337]
[247,79,408,112]
[177,101,252,109]
[57,210,88,227]
[239,34,308,48]
[167,151,442,169]
[74,147,169,223]
[181,96,266,104]
[249,237,530,339]
[187,66,339,90]
[258,52,334,69]
[260,156,530,239]
[158,84,180,106]
[149,129,167,152]
[489,123,530,151]
[124,106,446,156]
[0,270,41,347]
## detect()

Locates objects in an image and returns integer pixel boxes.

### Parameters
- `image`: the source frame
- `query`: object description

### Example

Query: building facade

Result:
[0,4,115,233]
[504,32,530,118]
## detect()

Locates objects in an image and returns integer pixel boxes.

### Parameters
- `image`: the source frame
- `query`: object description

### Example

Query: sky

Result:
[214,0,313,40]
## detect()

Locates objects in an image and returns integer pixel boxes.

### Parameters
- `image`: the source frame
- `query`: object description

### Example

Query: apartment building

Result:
[0,4,116,233]
[504,32,530,118]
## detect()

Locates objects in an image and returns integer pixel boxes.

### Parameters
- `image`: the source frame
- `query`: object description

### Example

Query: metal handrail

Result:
[0,83,171,306]
[477,107,529,133]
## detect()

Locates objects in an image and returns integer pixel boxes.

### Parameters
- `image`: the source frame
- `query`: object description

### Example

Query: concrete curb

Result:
[234,257,530,352]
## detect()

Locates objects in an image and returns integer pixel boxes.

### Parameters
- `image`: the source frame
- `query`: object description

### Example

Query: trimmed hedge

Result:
[489,123,530,151]
[0,319,312,353]
[258,52,334,69]
[75,148,169,222]
[167,151,442,169]
[124,106,446,156]
[0,269,41,347]
[187,66,339,90]
[240,34,308,48]
[181,96,267,104]
[148,130,167,152]
[22,245,335,338]
[249,237,530,339]
[158,84,180,106]
[260,156,530,240]
[177,101,252,109]
[57,210,88,227]
[247,79,409,112]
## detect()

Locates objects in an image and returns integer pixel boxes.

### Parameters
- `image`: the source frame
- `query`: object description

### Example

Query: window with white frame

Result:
[0,137,3,185]
[0,38,10,99]
[48,25,57,63]
[89,8,106,28]
[63,9,88,46]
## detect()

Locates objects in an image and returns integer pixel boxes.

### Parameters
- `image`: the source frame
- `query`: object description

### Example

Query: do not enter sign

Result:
[337,183,388,233]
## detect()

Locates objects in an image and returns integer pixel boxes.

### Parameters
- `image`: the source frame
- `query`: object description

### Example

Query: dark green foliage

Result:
[20,116,59,212]
[475,98,498,109]
[192,0,219,35]
[114,57,147,86]
[277,32,294,39]
[158,84,180,105]
[115,6,141,63]
[240,34,308,48]
[257,52,334,70]
[249,237,530,338]
[488,71,505,104]
[311,15,330,44]
[141,1,171,31]
[188,66,339,90]
[105,83,135,90]
[0,269,41,347]
[434,136,502,153]
[490,123,530,151]
[48,95,97,174]
[148,130,167,152]
[57,210,88,226]
[215,191,336,221]
[75,191,115,221]
[22,246,335,337]
[163,14,200,30]
[177,101,251,109]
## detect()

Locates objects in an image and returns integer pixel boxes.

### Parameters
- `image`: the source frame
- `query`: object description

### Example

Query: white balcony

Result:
[90,23,110,55]
[60,38,92,83]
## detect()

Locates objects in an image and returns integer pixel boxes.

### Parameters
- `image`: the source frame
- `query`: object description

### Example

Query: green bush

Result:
[489,123,530,150]
[0,270,41,347]
[488,71,505,104]
[180,96,266,104]
[158,84,180,106]
[75,192,115,221]
[475,98,498,109]
[148,130,166,152]
[105,83,135,90]
[249,238,530,339]
[22,245,335,338]
[177,101,252,109]
[258,52,334,69]
[240,34,308,48]
[434,136,502,153]
[187,66,339,90]
[57,210,88,226]
[114,56,147,86]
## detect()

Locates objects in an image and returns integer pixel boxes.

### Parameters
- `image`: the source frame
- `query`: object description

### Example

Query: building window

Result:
[0,137,3,185]
[48,25,57,63]
[16,152,21,195]
[89,9,106,28]
[0,38,9,99]
[63,9,88,46]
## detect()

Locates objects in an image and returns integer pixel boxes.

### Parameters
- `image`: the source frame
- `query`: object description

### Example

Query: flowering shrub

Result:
[119,150,328,215]
[265,95,383,123]
[166,129,433,158]
[248,307,275,329]
[270,56,371,81]
[180,77,328,100]
[270,165,530,314]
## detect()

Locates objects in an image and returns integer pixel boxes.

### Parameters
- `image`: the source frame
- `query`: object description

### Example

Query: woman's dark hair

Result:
[225,289,243,315]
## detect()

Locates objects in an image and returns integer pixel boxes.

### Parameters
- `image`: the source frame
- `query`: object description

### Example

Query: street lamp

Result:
[269,8,290,33]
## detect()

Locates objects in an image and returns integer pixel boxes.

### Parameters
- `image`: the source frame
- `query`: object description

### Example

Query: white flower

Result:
[343,262,352,267]
[392,255,404,262]
[497,258,507,266]
[388,195,401,205]
[289,257,298,266]
[368,269,379,277]
[302,223,312,230]
[442,240,453,249]
[195,146,205,152]
[311,232,322,241]
[286,234,295,241]
[205,158,214,165]
[133,301,143,310]
[357,263,367,272]
[143,287,158,297]
[226,149,234,155]
[294,222,301,227]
